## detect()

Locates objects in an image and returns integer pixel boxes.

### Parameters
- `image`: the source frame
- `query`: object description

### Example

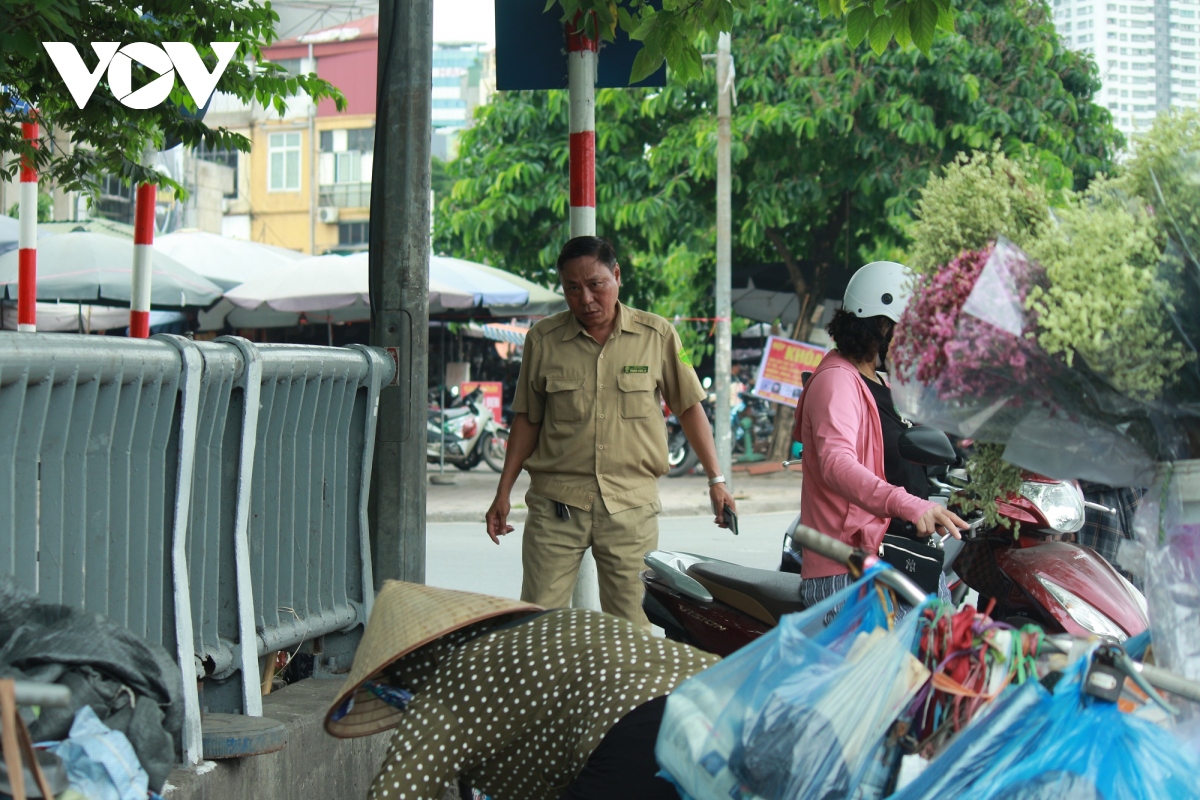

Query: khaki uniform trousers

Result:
[520,488,660,628]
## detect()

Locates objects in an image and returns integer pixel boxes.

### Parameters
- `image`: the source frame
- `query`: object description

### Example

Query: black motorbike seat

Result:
[687,561,806,626]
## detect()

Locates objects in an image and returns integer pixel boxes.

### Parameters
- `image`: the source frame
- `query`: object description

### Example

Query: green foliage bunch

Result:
[1118,109,1200,251]
[907,149,1054,274]
[961,444,1025,529]
[1026,182,1191,399]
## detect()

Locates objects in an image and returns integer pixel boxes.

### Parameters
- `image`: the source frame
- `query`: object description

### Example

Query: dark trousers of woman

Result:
[563,695,678,800]
[458,695,678,800]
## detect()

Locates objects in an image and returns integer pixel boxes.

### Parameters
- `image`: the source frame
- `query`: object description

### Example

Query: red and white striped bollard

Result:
[130,182,156,338]
[566,16,602,611]
[567,19,597,238]
[17,122,38,332]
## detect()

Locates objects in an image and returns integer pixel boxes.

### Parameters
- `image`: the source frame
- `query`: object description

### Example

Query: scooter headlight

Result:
[1036,575,1127,642]
[1021,481,1085,533]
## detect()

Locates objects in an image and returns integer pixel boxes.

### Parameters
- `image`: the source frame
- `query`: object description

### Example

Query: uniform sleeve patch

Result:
[678,347,693,367]
[623,365,650,373]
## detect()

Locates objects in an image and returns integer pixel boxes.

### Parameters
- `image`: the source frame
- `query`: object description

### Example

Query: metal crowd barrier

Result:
[0,333,392,764]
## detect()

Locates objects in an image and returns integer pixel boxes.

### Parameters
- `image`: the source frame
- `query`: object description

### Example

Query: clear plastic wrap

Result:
[893,652,1200,799]
[1124,462,1200,689]
[655,567,927,800]
[891,146,1200,486]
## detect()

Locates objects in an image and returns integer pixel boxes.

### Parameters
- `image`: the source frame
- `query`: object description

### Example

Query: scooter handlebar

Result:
[790,524,856,565]
[790,525,929,606]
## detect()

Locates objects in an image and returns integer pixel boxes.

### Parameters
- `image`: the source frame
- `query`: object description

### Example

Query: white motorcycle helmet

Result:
[842,261,913,323]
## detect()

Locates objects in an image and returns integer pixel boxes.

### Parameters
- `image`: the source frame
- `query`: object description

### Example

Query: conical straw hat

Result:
[324,580,540,738]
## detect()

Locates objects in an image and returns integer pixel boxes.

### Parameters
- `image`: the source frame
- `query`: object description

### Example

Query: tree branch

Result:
[764,226,808,299]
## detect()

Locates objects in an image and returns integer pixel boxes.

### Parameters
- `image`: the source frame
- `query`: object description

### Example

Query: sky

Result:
[433,0,497,47]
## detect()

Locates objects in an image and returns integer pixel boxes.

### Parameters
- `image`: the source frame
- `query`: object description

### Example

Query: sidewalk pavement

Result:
[426,463,803,523]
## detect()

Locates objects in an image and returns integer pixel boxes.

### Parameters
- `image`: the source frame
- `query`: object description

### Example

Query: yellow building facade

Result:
[242,114,374,255]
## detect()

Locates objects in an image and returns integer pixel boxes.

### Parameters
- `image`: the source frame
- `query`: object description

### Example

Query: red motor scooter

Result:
[641,429,1149,656]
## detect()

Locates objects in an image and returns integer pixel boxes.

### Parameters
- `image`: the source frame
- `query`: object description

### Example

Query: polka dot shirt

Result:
[367,608,717,800]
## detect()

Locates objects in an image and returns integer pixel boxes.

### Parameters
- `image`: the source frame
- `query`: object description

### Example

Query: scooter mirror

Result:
[898,425,958,467]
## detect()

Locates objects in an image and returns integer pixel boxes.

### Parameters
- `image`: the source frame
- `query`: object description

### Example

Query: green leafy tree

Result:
[551,0,954,84]
[441,0,1119,329]
[0,0,345,196]
[439,0,1121,457]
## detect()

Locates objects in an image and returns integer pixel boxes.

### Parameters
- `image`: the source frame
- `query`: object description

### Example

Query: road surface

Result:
[426,510,795,600]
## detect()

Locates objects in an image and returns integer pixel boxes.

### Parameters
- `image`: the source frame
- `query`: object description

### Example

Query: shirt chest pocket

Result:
[545,377,587,423]
[617,373,656,419]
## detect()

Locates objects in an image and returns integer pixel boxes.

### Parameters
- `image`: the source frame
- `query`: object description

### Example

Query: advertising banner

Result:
[752,336,827,407]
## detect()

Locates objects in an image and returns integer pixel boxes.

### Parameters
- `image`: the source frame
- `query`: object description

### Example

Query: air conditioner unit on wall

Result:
[317,206,339,223]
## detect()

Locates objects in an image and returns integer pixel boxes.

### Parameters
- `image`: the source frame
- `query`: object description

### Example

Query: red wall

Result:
[318,47,377,117]
[263,38,379,118]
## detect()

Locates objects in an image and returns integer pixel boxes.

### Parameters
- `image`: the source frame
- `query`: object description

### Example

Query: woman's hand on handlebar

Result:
[915,505,968,539]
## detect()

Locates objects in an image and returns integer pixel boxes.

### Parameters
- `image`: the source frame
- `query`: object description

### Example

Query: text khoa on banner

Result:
[752,336,827,407]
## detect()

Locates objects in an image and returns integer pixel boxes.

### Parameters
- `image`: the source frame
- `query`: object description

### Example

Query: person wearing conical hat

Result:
[326,581,717,800]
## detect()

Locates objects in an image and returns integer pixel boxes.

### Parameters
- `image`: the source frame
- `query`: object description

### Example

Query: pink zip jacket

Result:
[792,349,935,578]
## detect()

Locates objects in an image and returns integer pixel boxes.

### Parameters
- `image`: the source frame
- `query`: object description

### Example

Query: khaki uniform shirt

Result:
[512,303,706,513]
[367,609,718,800]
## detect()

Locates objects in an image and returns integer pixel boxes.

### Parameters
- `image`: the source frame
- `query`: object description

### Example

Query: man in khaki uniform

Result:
[486,236,736,626]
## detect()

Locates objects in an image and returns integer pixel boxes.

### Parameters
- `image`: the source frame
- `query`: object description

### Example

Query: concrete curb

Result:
[428,498,800,524]
[163,678,390,800]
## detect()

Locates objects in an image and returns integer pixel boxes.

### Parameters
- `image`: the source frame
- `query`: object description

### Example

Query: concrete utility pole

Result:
[714,32,734,485]
[567,17,602,611]
[369,0,432,586]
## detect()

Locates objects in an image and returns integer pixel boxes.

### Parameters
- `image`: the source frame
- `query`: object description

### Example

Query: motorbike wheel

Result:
[666,430,699,477]
[482,430,508,473]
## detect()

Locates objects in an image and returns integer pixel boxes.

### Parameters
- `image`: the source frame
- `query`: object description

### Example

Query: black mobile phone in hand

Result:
[723,504,739,536]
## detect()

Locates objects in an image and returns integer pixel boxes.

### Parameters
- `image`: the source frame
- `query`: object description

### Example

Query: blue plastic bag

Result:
[42,706,150,800]
[656,566,929,800]
[892,650,1200,800]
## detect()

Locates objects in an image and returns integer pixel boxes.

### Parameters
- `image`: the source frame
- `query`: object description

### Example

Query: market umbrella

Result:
[0,214,51,256]
[467,321,529,345]
[446,260,564,317]
[155,230,305,291]
[40,219,136,239]
[429,255,529,309]
[0,231,223,307]
[221,251,476,327]
[0,303,186,333]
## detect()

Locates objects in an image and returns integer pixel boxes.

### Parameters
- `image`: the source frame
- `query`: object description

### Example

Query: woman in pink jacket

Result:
[792,261,966,606]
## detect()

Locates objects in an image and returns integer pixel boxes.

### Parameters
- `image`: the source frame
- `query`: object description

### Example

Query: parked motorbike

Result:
[642,427,1149,656]
[665,392,774,477]
[427,386,507,473]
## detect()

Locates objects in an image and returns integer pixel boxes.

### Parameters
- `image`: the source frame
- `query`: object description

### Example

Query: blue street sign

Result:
[3,86,32,115]
[495,0,667,91]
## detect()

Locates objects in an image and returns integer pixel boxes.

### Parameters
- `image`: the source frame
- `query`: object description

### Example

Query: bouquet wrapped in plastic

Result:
[891,143,1200,487]
[1123,464,1200,689]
